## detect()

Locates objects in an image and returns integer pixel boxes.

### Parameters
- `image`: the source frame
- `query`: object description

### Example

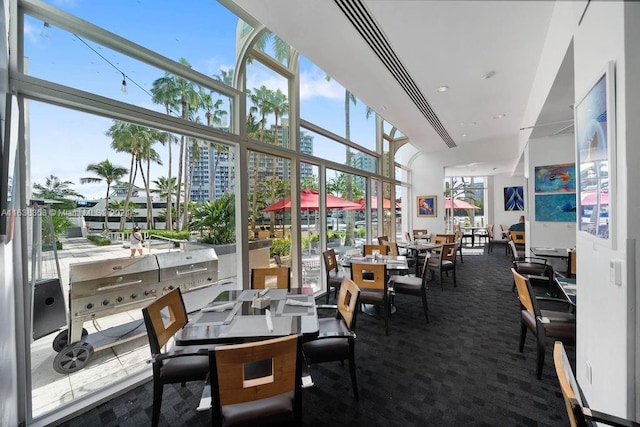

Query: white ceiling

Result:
[226,0,571,177]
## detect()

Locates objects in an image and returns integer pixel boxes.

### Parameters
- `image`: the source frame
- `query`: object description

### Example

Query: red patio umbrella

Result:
[445,197,479,210]
[263,188,362,212]
[356,196,401,210]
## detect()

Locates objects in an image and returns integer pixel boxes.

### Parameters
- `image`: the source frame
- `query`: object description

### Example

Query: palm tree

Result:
[80,159,128,232]
[107,122,164,229]
[151,74,180,230]
[201,88,230,195]
[214,68,235,192]
[268,89,289,235]
[32,175,84,210]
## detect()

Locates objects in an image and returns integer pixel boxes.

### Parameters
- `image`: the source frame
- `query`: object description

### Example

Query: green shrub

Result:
[270,238,291,257]
[355,228,366,238]
[144,229,190,241]
[87,234,112,246]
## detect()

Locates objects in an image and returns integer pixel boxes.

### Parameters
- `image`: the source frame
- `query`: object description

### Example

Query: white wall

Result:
[491,174,525,234]
[526,134,577,249]
[571,0,636,418]
[407,152,446,235]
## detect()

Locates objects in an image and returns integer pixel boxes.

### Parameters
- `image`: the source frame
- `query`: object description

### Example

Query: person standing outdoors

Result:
[130,226,144,257]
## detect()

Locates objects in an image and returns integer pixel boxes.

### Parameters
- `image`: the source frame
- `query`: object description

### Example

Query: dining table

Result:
[460,226,488,247]
[554,276,576,306]
[530,246,571,275]
[397,242,442,276]
[175,288,319,346]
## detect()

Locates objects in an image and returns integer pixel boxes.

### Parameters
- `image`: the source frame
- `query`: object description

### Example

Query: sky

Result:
[24,0,378,199]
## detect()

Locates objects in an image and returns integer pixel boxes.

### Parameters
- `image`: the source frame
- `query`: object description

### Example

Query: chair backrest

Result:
[511,230,526,244]
[377,235,389,245]
[508,240,520,259]
[553,341,584,427]
[569,249,577,277]
[382,241,399,256]
[273,254,283,267]
[209,335,301,419]
[404,232,412,242]
[413,229,428,237]
[511,268,537,317]
[487,223,495,238]
[432,235,448,245]
[251,266,291,290]
[322,249,339,275]
[441,243,457,263]
[500,224,509,238]
[337,277,361,331]
[142,288,189,355]
[363,244,389,255]
[350,262,387,291]
[436,233,455,243]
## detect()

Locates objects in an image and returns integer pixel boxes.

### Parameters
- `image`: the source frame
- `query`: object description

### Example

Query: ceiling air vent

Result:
[334,0,456,148]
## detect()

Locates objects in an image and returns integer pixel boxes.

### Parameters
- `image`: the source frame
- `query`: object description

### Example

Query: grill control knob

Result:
[116,296,123,303]
[131,293,137,299]
[86,303,94,310]
[102,299,110,306]
[168,285,174,290]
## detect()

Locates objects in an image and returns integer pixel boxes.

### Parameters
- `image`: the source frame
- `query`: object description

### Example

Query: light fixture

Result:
[436,85,449,92]
[461,133,468,137]
[481,71,496,80]
[121,73,128,94]
[459,122,465,126]
[41,22,50,39]
[493,113,507,119]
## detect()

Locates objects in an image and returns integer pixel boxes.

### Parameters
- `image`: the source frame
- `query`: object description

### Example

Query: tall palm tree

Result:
[201,88,230,196]
[151,74,180,230]
[214,68,235,192]
[268,89,289,235]
[80,159,128,232]
[107,122,164,229]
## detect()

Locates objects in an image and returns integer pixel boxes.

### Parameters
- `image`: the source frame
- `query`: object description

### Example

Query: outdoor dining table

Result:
[175,288,319,346]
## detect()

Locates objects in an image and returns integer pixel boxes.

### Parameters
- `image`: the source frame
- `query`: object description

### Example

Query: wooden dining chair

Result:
[427,242,458,290]
[209,335,302,426]
[404,232,412,242]
[363,244,389,256]
[142,289,211,427]
[511,268,574,379]
[350,262,390,335]
[251,266,291,291]
[382,240,399,256]
[431,235,448,245]
[322,248,345,303]
[303,277,362,400]
[377,235,389,245]
[388,254,431,323]
[553,341,639,426]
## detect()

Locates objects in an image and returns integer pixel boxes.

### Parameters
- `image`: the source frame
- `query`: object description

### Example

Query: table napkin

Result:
[265,309,274,332]
[285,298,314,307]
[201,302,235,312]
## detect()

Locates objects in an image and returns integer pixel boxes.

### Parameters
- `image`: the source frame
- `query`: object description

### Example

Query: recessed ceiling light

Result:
[459,122,465,126]
[493,113,507,119]
[481,71,496,80]
[436,85,449,92]
[461,133,468,137]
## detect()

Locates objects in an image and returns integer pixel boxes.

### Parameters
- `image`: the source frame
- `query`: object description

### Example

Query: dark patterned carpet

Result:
[58,246,574,426]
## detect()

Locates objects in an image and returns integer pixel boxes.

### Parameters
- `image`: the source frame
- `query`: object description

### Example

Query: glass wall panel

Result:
[248,150,291,239]
[300,127,377,173]
[382,181,393,238]
[24,16,234,132]
[382,139,391,178]
[300,163,320,291]
[444,176,487,230]
[27,101,239,418]
[251,31,292,68]
[326,168,365,260]
[396,184,409,241]
[245,59,290,149]
[298,55,375,151]
[36,0,239,81]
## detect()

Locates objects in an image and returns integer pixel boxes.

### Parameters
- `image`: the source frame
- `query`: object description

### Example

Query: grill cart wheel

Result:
[53,342,94,374]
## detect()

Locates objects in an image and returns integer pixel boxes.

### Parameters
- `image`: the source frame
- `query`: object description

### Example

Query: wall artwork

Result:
[417,195,436,217]
[503,186,524,211]
[535,194,576,222]
[534,163,576,193]
[575,61,616,248]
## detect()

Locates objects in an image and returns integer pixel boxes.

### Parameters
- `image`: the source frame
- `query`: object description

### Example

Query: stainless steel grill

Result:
[65,248,218,345]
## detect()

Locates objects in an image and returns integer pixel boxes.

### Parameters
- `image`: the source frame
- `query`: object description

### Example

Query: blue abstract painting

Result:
[535,194,577,222]
[504,186,524,211]
[534,163,576,193]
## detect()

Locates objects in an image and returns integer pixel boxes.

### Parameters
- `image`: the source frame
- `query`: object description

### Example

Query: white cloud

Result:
[299,68,343,101]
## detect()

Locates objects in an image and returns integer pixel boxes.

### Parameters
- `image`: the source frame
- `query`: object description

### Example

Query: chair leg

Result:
[452,269,457,287]
[440,271,444,291]
[384,301,389,336]
[152,379,163,427]
[519,321,527,352]
[348,346,359,401]
[536,330,546,380]
[326,286,331,304]
[421,291,430,323]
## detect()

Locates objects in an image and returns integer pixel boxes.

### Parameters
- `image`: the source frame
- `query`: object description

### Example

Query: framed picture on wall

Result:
[417,195,436,217]
[575,60,616,248]
[503,186,524,211]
